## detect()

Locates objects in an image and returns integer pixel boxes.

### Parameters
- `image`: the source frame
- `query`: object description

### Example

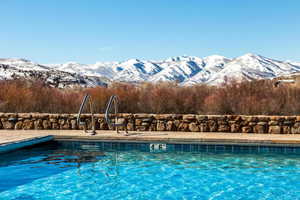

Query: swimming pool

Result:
[0,141,300,200]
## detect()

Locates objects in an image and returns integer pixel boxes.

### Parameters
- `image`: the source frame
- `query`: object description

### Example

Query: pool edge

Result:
[0,135,54,154]
[53,135,300,147]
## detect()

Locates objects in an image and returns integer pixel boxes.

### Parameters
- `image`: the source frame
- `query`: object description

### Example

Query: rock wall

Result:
[1,113,300,134]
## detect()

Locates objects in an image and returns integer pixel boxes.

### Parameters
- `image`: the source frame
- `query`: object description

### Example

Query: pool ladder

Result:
[77,94,96,135]
[105,95,128,135]
[77,94,128,135]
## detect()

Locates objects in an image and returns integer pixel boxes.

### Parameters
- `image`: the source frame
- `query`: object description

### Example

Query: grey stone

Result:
[166,121,175,131]
[157,121,166,131]
[242,126,252,133]
[189,123,199,132]
[2,121,15,129]
[269,126,281,134]
[199,123,209,132]
[282,126,291,134]
[269,121,279,126]
[231,124,241,133]
[253,125,267,134]
[43,120,51,129]
[183,115,196,121]
[135,119,142,126]
[218,125,230,132]
[208,121,218,132]
[22,120,34,130]
[291,126,300,134]
[52,122,59,130]
[14,121,23,130]
[196,115,208,122]
[34,119,43,130]
[178,123,189,131]
[70,120,77,129]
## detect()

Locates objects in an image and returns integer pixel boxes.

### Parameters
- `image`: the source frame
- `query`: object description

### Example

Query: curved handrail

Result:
[105,95,118,127]
[77,94,89,125]
[105,95,128,134]
[77,94,96,135]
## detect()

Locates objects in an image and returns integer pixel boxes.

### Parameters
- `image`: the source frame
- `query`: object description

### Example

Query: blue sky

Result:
[0,0,299,63]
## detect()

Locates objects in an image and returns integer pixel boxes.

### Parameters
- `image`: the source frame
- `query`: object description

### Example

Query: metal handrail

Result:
[105,95,128,134]
[77,94,96,135]
[105,95,117,127]
[77,94,89,125]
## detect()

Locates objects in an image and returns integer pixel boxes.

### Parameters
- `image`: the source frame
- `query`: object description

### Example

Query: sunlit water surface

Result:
[0,142,300,200]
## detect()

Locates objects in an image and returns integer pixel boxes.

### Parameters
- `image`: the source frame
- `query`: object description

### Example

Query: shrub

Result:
[0,79,300,115]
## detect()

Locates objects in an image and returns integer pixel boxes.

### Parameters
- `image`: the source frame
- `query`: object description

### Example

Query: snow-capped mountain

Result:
[1,53,300,87]
[182,55,230,85]
[0,59,108,88]
[111,59,163,82]
[0,58,49,72]
[205,54,300,85]
[149,56,204,83]
[47,61,118,79]
[291,62,300,67]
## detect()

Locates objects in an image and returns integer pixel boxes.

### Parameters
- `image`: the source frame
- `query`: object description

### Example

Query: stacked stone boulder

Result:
[0,113,300,134]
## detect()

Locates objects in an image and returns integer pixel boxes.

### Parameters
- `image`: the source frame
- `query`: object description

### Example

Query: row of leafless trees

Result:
[0,79,299,115]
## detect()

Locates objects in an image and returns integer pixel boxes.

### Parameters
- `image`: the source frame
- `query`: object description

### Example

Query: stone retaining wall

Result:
[1,113,300,134]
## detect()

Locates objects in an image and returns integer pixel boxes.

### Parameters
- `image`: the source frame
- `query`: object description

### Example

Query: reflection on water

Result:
[39,150,106,166]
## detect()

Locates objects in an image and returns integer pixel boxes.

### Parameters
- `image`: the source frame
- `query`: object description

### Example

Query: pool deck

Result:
[1,130,300,147]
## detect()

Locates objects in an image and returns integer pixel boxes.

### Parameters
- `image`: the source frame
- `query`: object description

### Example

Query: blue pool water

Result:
[0,141,300,200]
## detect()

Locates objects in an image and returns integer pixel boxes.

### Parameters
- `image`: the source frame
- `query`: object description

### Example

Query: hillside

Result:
[0,54,299,87]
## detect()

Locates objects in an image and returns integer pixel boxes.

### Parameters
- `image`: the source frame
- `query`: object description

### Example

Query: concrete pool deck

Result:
[1,130,300,147]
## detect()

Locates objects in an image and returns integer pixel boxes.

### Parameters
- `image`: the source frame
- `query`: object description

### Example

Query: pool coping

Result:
[2,130,300,154]
[0,135,54,154]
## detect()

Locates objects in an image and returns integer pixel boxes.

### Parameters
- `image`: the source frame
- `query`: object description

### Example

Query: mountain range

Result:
[0,53,299,88]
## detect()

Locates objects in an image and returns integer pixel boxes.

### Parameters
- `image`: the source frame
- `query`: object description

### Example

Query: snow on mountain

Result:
[183,55,231,85]
[0,58,48,71]
[45,54,300,86]
[0,59,108,88]
[47,62,88,74]
[1,54,300,87]
[48,61,118,79]
[149,56,204,82]
[291,62,300,67]
[111,59,163,82]
[206,54,300,85]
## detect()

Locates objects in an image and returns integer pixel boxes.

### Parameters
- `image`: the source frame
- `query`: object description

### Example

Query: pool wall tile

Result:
[55,141,300,155]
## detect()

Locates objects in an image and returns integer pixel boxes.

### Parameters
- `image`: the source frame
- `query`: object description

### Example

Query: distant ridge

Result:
[1,53,300,87]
